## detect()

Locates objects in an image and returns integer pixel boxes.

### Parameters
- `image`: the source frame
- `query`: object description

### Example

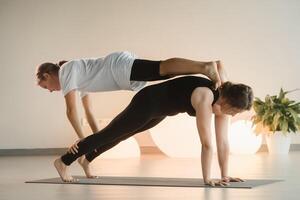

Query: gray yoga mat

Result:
[26,176,282,188]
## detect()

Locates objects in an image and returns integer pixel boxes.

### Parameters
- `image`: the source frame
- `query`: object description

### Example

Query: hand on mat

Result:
[222,176,245,183]
[68,139,81,154]
[204,179,230,187]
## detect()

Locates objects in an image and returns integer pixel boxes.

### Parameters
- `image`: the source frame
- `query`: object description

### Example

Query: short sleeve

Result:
[59,61,78,96]
[80,91,88,98]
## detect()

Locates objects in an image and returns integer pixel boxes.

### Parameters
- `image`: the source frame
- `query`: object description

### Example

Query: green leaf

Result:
[289,102,300,113]
[288,100,295,104]
[252,88,300,134]
[288,108,300,122]
[281,119,289,133]
[279,88,289,100]
[296,123,300,131]
[289,124,296,133]
[281,97,291,105]
[265,95,272,104]
[254,97,264,104]
[272,112,281,131]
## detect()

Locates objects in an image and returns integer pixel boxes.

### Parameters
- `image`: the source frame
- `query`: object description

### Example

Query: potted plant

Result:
[252,88,300,154]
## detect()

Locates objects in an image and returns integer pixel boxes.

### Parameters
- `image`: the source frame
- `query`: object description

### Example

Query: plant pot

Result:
[265,132,291,154]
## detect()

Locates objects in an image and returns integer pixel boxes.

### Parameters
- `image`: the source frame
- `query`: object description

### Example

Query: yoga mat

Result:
[26,176,282,188]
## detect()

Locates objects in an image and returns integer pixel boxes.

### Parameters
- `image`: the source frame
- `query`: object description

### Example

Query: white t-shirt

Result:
[59,51,146,97]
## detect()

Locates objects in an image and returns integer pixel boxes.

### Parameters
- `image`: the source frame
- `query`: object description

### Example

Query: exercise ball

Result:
[150,113,205,157]
[228,120,262,154]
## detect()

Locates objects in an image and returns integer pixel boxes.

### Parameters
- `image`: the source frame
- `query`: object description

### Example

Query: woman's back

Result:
[139,76,219,117]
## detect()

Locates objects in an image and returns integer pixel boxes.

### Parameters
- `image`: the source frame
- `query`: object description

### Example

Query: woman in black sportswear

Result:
[54,63,253,187]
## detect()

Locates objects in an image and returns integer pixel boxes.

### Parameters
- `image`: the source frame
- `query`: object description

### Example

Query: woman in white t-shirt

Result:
[36,51,224,178]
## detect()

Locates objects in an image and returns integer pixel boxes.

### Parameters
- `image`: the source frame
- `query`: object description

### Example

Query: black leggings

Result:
[61,84,172,165]
[130,59,172,81]
[84,117,165,162]
[62,59,172,164]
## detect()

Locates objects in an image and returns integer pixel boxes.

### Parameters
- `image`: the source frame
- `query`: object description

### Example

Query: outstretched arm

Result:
[214,114,230,178]
[64,90,85,139]
[215,114,245,183]
[81,94,100,133]
[66,93,101,155]
[191,87,228,186]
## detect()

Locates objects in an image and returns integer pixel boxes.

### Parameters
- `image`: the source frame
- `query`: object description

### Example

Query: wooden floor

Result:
[0,152,299,200]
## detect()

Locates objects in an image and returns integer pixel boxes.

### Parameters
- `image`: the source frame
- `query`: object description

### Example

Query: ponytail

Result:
[57,60,68,67]
[36,60,68,81]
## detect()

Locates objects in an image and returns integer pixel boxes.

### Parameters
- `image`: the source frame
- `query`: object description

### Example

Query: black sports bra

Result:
[163,76,220,116]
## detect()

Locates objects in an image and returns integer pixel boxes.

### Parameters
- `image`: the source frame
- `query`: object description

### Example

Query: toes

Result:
[65,178,78,183]
[72,178,79,182]
[89,176,100,179]
[86,174,98,179]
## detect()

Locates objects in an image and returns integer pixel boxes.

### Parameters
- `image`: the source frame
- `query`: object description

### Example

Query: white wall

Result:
[0,0,299,149]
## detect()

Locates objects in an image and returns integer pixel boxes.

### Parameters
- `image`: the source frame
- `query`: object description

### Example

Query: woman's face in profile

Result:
[220,104,242,116]
[214,97,243,117]
[37,73,61,93]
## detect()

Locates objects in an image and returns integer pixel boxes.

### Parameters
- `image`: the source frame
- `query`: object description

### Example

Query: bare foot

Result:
[78,156,99,179]
[205,62,222,89]
[54,158,77,182]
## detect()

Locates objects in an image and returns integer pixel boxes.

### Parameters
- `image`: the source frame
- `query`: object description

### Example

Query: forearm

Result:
[67,110,85,139]
[215,114,230,178]
[201,145,213,182]
[85,111,100,133]
[196,111,213,182]
[217,144,229,178]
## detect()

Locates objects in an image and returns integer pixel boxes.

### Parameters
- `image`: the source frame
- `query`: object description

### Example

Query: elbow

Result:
[66,108,76,117]
[84,108,93,116]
